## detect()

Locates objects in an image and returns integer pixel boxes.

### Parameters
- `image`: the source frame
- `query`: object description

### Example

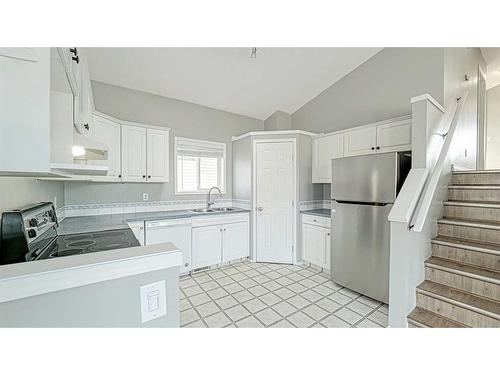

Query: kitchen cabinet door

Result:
[343,126,377,157]
[121,124,147,182]
[192,225,222,269]
[302,223,327,268]
[92,114,121,179]
[222,221,249,262]
[146,128,169,182]
[312,133,344,183]
[376,121,411,153]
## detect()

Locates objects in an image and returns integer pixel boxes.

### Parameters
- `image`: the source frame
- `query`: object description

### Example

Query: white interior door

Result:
[255,141,294,264]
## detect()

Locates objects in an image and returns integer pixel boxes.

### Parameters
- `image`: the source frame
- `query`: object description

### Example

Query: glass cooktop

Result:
[38,228,140,259]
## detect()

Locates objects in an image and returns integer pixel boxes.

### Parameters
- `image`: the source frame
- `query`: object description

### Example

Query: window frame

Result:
[174,136,227,195]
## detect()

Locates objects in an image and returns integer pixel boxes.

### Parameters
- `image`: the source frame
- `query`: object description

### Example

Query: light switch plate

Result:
[140,280,167,323]
[143,193,149,201]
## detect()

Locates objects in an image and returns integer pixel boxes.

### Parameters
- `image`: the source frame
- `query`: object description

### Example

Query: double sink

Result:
[189,207,238,214]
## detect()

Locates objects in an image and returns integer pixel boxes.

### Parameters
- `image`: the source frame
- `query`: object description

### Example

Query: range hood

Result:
[72,133,109,161]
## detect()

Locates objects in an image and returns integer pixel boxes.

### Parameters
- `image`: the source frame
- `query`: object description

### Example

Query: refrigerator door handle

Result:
[334,200,391,207]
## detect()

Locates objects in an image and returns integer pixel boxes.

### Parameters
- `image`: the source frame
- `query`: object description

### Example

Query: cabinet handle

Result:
[376,146,380,150]
[72,55,80,64]
[327,233,330,236]
[148,175,151,179]
[118,174,122,178]
[142,175,146,178]
[371,147,375,150]
[185,263,189,267]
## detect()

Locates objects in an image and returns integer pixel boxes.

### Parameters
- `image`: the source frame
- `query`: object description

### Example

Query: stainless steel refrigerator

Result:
[330,152,411,303]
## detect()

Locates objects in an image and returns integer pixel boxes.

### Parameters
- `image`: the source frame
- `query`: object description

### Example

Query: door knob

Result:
[257,207,263,212]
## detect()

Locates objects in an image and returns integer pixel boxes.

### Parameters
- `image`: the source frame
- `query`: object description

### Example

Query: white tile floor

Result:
[180,261,388,328]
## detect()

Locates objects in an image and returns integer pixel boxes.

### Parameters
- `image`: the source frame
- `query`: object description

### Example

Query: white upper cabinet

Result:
[121,125,147,182]
[120,122,170,183]
[146,128,170,182]
[343,125,377,157]
[92,114,121,179]
[376,120,411,153]
[311,116,411,182]
[312,133,344,183]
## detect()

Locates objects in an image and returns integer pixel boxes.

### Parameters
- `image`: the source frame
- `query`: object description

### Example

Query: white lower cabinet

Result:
[192,213,250,270]
[192,225,223,269]
[222,221,249,262]
[301,214,331,272]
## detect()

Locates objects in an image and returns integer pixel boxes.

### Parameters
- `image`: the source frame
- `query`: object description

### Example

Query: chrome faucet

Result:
[207,187,222,209]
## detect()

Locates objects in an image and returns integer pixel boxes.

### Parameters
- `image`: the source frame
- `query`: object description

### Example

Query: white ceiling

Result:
[480,48,500,90]
[84,47,382,120]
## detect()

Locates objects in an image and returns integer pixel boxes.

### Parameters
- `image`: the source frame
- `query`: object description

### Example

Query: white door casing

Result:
[254,140,295,264]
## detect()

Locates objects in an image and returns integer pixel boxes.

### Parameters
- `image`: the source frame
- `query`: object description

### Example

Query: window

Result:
[175,137,226,194]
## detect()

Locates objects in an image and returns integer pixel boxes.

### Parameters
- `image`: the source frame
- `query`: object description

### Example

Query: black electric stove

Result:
[37,228,140,259]
[0,202,140,265]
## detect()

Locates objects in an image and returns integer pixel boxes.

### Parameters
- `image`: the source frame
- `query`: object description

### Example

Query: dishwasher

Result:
[145,218,192,275]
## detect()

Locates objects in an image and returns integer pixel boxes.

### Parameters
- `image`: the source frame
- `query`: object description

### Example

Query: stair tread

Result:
[438,217,500,229]
[417,281,500,316]
[453,170,500,175]
[448,185,500,189]
[444,200,500,207]
[432,235,500,254]
[408,307,467,328]
[426,257,500,283]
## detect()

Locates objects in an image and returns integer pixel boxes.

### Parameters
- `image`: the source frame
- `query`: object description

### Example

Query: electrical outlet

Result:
[143,193,149,201]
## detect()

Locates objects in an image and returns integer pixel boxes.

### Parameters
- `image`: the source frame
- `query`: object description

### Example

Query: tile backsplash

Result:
[60,198,245,218]
[58,198,325,219]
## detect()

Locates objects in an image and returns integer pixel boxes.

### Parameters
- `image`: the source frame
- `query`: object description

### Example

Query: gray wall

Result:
[0,177,65,212]
[0,267,179,327]
[443,48,486,170]
[487,84,500,169]
[292,48,445,133]
[264,110,292,131]
[232,137,252,201]
[64,81,263,204]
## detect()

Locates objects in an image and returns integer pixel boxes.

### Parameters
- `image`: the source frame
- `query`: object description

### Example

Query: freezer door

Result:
[331,200,392,303]
[331,152,397,203]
